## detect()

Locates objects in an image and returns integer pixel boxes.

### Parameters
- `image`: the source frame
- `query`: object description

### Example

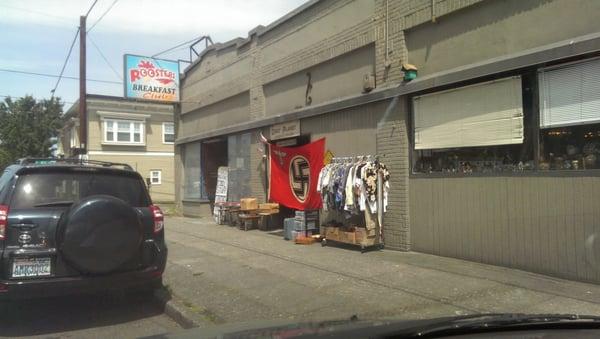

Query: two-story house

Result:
[58,94,175,207]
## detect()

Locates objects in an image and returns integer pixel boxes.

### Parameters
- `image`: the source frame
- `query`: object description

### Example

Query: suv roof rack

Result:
[16,158,134,171]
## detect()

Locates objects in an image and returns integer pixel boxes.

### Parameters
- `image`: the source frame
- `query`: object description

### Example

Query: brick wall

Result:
[248,129,268,203]
[376,97,410,251]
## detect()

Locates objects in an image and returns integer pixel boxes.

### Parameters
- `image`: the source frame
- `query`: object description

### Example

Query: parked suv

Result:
[0,158,167,299]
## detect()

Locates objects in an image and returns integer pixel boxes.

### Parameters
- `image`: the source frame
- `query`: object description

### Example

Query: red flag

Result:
[268,138,325,210]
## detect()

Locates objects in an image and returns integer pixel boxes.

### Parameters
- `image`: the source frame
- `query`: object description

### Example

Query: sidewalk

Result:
[162,216,600,327]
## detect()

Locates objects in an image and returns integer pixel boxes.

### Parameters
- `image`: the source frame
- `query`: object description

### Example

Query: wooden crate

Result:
[322,226,379,247]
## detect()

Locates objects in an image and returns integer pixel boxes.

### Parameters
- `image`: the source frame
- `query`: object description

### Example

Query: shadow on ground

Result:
[0,289,168,337]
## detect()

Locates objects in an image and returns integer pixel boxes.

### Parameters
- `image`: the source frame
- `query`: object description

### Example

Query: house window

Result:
[150,170,161,185]
[413,75,535,174]
[163,122,175,144]
[538,58,600,170]
[104,119,144,144]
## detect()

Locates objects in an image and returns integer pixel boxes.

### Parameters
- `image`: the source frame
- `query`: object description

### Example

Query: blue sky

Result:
[0,0,306,108]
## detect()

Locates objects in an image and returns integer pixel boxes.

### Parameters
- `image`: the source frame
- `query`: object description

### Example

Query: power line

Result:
[87,33,122,81]
[0,4,72,22]
[0,68,122,85]
[152,36,205,58]
[88,0,119,32]
[85,0,99,17]
[51,28,80,97]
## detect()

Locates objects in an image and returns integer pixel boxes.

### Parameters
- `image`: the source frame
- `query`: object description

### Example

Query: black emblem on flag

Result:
[289,156,310,203]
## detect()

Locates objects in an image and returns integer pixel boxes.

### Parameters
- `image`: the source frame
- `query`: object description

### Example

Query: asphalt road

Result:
[0,291,181,338]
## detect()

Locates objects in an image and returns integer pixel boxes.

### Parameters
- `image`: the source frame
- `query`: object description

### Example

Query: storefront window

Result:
[183,142,207,200]
[413,75,535,174]
[414,144,534,174]
[227,133,252,202]
[539,124,600,170]
[538,58,600,170]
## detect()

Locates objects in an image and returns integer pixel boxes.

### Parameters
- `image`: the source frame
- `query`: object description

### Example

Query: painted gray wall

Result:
[411,175,600,283]
[179,92,250,138]
[264,45,376,116]
[406,0,600,76]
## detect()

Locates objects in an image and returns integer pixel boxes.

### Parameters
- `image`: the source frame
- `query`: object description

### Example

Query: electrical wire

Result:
[85,0,99,17]
[51,28,80,97]
[0,68,122,85]
[87,33,122,81]
[87,0,119,32]
[152,36,206,58]
[0,4,71,22]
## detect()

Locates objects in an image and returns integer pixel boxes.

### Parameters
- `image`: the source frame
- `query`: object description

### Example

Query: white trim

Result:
[96,111,151,119]
[162,122,175,144]
[103,119,146,145]
[88,151,174,156]
[150,170,162,185]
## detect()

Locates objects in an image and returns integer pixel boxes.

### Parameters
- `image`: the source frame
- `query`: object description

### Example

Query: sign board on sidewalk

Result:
[213,167,229,223]
[270,120,300,140]
[215,166,229,197]
[124,54,180,103]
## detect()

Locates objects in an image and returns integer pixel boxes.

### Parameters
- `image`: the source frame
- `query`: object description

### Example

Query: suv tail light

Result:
[150,205,164,234]
[0,205,7,240]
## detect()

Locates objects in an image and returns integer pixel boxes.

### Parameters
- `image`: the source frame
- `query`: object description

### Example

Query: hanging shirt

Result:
[358,165,368,212]
[344,164,355,208]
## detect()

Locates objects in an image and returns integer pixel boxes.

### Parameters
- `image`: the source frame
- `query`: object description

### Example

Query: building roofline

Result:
[183,0,321,75]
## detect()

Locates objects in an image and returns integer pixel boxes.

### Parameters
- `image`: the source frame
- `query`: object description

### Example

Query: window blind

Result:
[539,58,600,128]
[413,76,524,150]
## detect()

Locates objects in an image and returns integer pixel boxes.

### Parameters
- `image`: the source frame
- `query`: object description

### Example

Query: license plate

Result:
[12,257,52,278]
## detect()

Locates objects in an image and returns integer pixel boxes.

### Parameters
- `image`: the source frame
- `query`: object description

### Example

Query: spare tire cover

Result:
[58,195,143,274]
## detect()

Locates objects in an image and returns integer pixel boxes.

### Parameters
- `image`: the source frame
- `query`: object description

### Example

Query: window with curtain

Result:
[414,76,524,150]
[538,58,600,170]
[413,75,534,174]
[183,142,207,200]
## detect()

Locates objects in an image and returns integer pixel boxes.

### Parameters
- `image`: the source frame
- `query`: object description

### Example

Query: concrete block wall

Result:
[248,129,268,203]
[376,97,410,251]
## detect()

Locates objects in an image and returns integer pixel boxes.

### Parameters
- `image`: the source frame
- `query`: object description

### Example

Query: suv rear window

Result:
[11,172,150,209]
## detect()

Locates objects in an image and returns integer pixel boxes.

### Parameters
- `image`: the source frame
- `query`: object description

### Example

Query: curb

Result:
[154,288,202,329]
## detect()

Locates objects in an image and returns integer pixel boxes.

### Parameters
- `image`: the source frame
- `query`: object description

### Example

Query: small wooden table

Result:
[238,213,261,231]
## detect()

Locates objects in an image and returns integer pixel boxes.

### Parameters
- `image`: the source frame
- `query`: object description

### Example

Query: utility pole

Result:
[78,15,87,156]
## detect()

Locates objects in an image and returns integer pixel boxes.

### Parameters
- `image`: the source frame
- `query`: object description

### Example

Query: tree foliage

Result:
[0,96,65,169]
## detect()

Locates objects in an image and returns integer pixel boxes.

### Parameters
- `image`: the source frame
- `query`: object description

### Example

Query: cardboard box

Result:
[258,208,279,214]
[341,231,356,244]
[240,198,258,211]
[325,226,340,240]
[292,230,312,240]
[259,203,279,210]
[355,228,366,243]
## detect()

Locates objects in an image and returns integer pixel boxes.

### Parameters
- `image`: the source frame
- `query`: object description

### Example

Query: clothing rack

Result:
[330,154,385,163]
[320,153,387,252]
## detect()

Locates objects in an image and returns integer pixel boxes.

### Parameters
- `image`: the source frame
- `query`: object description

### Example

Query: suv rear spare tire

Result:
[58,195,143,274]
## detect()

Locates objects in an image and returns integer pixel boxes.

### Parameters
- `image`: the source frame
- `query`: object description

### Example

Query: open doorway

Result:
[201,138,228,205]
